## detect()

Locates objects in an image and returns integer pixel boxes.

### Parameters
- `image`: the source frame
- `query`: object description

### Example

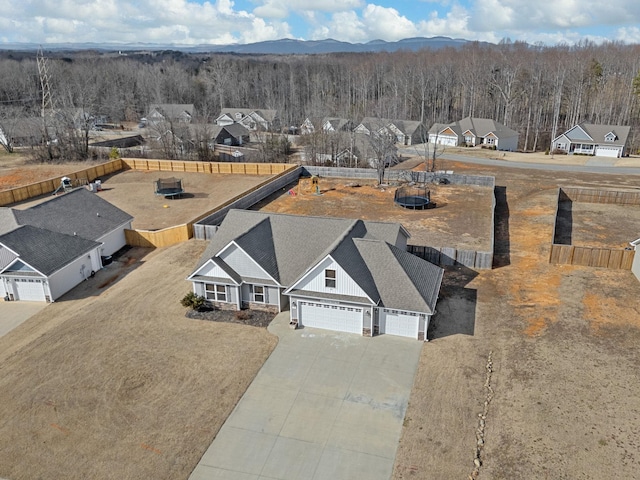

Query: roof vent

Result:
[96,212,100,217]
[73,232,77,236]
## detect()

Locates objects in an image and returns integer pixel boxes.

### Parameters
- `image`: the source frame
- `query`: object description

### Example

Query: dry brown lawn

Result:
[393,162,640,479]
[0,241,277,480]
[253,176,494,250]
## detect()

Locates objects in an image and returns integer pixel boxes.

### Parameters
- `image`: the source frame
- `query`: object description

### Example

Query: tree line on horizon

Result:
[0,40,639,160]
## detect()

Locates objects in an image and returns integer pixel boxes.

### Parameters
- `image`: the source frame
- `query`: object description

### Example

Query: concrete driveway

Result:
[190,312,423,480]
[0,301,47,337]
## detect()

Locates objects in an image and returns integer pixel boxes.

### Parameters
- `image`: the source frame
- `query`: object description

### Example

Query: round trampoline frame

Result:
[394,185,433,210]
[154,177,184,199]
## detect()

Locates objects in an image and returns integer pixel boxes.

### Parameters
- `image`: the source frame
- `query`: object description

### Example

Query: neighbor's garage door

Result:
[379,309,418,338]
[13,278,46,301]
[595,146,620,158]
[299,302,362,334]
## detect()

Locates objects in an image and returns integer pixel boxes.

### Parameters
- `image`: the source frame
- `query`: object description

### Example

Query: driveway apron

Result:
[189,312,423,480]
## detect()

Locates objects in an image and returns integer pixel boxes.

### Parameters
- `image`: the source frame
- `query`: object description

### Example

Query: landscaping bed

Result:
[186,307,276,328]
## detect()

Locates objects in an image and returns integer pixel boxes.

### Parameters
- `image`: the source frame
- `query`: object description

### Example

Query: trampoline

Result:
[394,185,434,210]
[154,177,184,199]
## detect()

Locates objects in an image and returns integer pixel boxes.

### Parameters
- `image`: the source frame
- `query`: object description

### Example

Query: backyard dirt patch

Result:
[253,176,494,250]
[393,161,640,480]
[12,168,271,230]
[0,241,278,480]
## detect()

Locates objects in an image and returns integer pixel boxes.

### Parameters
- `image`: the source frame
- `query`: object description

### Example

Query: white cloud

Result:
[616,26,640,44]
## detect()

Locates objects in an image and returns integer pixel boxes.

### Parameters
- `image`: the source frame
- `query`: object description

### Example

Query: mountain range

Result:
[0,37,491,55]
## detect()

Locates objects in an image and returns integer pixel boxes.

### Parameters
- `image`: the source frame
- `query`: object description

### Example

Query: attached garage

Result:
[12,278,46,302]
[378,309,419,338]
[595,146,621,158]
[298,301,363,334]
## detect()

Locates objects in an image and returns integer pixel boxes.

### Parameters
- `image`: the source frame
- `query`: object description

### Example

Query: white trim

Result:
[217,241,281,286]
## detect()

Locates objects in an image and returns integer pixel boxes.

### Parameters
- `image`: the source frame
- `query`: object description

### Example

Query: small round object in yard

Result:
[163,204,169,208]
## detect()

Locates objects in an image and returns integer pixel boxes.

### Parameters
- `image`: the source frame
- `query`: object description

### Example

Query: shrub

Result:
[235,310,252,320]
[181,292,206,310]
[551,148,567,155]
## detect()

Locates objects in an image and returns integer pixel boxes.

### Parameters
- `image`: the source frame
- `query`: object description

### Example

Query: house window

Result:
[251,285,265,303]
[485,137,495,145]
[205,284,227,302]
[325,269,336,288]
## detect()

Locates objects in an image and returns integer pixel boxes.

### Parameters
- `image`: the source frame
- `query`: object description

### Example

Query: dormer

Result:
[604,131,617,143]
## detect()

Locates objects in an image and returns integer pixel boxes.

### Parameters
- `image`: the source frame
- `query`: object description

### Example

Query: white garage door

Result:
[379,309,418,338]
[13,278,46,302]
[595,146,620,158]
[299,302,362,334]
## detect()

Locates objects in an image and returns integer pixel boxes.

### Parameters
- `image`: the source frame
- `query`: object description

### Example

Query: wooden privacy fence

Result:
[408,245,493,270]
[125,224,191,248]
[0,159,123,206]
[549,244,634,269]
[550,186,638,269]
[121,158,290,175]
[126,164,300,248]
[560,186,640,205]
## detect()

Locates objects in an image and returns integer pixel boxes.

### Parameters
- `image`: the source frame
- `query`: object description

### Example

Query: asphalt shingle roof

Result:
[14,188,133,242]
[193,210,442,313]
[0,225,100,276]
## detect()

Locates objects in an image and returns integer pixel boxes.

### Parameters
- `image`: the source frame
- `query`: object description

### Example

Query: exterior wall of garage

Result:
[48,247,102,301]
[2,275,49,301]
[97,222,131,256]
[288,296,373,336]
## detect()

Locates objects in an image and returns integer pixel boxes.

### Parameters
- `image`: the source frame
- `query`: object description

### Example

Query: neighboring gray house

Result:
[552,123,631,158]
[0,188,133,302]
[188,210,443,340]
[215,108,279,131]
[322,117,355,133]
[353,117,427,146]
[429,117,520,151]
[210,123,251,146]
[147,104,195,125]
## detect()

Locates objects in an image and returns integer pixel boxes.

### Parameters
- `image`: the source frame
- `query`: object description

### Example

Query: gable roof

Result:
[0,225,100,276]
[579,123,630,145]
[148,104,194,120]
[13,188,133,242]
[217,108,278,122]
[194,210,408,286]
[353,238,443,313]
[430,117,518,139]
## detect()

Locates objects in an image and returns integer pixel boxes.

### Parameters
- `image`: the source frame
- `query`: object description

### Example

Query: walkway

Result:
[189,312,423,480]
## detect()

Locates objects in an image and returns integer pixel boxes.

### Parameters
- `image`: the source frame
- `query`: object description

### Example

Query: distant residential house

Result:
[429,117,520,151]
[322,117,355,133]
[552,123,630,158]
[209,123,251,146]
[187,210,443,340]
[147,104,195,125]
[0,188,133,302]
[300,117,323,135]
[215,108,278,131]
[353,117,427,145]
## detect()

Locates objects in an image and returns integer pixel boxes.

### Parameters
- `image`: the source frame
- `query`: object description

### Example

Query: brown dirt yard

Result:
[10,167,270,230]
[394,161,640,480]
[556,199,640,248]
[252,177,494,251]
[0,241,277,480]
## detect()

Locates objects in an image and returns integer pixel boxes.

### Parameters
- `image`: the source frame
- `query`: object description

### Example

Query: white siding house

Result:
[188,210,443,340]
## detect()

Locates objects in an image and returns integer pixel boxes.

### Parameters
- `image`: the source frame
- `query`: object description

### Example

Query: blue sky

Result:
[0,0,639,46]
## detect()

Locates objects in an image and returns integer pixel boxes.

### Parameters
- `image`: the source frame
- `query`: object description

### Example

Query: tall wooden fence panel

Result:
[561,187,640,205]
[121,158,289,175]
[0,159,123,206]
[549,244,634,269]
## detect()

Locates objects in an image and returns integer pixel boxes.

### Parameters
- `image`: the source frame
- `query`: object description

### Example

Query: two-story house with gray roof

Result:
[0,188,133,302]
[187,210,443,340]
